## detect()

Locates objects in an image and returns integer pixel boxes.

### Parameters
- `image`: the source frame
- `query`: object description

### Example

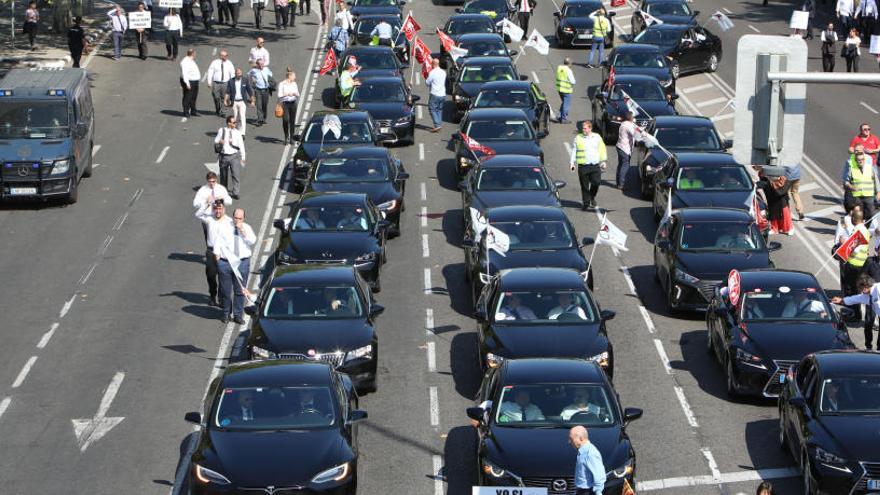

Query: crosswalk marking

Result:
[695,96,728,108]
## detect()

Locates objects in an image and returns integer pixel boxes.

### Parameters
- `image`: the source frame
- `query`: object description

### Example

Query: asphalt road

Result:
[0,0,875,492]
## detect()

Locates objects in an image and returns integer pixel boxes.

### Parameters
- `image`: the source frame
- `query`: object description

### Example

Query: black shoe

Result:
[581,204,589,211]
[589,200,597,208]
[221,314,229,324]
[231,193,240,200]
[210,297,219,307]
[233,315,245,325]
[191,111,199,117]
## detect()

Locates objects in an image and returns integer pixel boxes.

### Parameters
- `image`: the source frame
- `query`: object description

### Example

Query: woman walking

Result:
[758,171,793,235]
[277,68,300,144]
[164,8,183,60]
[842,27,861,72]
[23,2,39,50]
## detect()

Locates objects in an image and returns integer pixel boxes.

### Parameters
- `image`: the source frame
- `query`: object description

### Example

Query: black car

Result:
[466,359,642,492]
[554,0,616,49]
[601,44,675,94]
[442,33,513,75]
[651,152,754,220]
[630,0,697,35]
[246,265,384,392]
[335,46,404,105]
[632,23,722,78]
[459,155,563,216]
[654,208,780,312]
[632,115,730,198]
[706,270,854,398]
[290,111,395,170]
[273,192,389,291]
[592,74,678,142]
[298,147,408,235]
[470,80,551,134]
[348,0,404,19]
[442,14,498,42]
[351,15,410,64]
[454,108,546,175]
[343,76,419,145]
[779,350,880,495]
[185,361,366,495]
[450,56,523,117]
[457,0,513,21]
[474,268,615,376]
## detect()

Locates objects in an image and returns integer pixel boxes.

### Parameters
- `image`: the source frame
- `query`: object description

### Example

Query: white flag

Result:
[619,89,645,117]
[470,207,488,235]
[322,114,342,139]
[597,217,628,251]
[523,29,550,55]
[450,45,469,62]
[710,11,734,31]
[486,225,510,256]
[498,18,525,42]
[641,11,663,26]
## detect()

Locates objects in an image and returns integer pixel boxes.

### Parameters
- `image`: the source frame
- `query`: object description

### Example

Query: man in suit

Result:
[224,68,255,136]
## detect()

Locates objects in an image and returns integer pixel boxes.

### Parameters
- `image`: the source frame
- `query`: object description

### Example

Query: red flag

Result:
[437,27,457,52]
[401,13,422,42]
[460,132,496,159]
[607,66,615,88]
[421,60,431,79]
[413,37,432,65]
[319,49,337,76]
[834,227,870,262]
[750,194,769,231]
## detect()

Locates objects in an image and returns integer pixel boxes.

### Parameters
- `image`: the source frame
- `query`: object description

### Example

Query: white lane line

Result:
[427,341,437,372]
[421,206,428,228]
[424,268,432,294]
[276,194,286,207]
[653,339,672,374]
[637,467,800,492]
[274,207,283,219]
[432,455,444,495]
[804,205,842,220]
[798,182,819,192]
[113,211,129,231]
[702,448,722,481]
[59,294,76,319]
[422,233,430,258]
[722,7,732,13]
[11,356,38,388]
[155,146,170,164]
[37,323,60,349]
[417,105,423,119]
[695,96,728,108]
[130,187,144,206]
[680,83,714,94]
[99,235,114,256]
[673,386,699,427]
[620,265,636,294]
[748,24,760,32]
[638,306,655,333]
[420,182,427,201]
[711,113,735,122]
[91,145,102,158]
[426,308,434,335]
[419,143,425,161]
[860,101,879,114]
[92,163,102,169]
[0,397,10,421]
[429,386,440,426]
[530,71,540,84]
[80,261,99,285]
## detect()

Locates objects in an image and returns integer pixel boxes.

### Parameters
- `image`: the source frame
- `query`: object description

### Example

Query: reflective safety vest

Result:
[849,157,875,198]
[555,65,573,94]
[679,178,704,189]
[592,16,610,38]
[339,70,355,98]
[848,225,872,267]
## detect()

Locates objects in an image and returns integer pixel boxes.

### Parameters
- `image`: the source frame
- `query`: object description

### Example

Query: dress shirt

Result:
[569,133,608,167]
[232,78,245,100]
[214,127,247,160]
[249,66,273,89]
[336,9,354,30]
[518,0,531,13]
[575,442,606,492]
[108,9,128,31]
[193,184,232,211]
[181,56,201,82]
[837,0,854,16]
[498,305,538,320]
[617,120,638,155]
[498,401,545,421]
[425,68,447,97]
[277,79,300,102]
[206,58,236,84]
[163,14,183,34]
[821,30,838,43]
[249,46,270,66]
[371,21,393,39]
[842,283,880,316]
[845,35,861,56]
[197,214,231,247]
[781,299,827,318]
[560,403,601,420]
[210,219,256,261]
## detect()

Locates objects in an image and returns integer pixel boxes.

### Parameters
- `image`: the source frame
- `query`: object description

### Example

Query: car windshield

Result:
[354,0,396,6]
[488,220,574,250]
[263,285,364,318]
[304,121,372,143]
[740,289,832,322]
[315,157,390,182]
[343,52,398,70]
[460,39,507,56]
[0,101,70,139]
[613,52,666,68]
[819,377,880,414]
[446,18,495,35]
[678,221,764,251]
[491,383,617,427]
[610,81,665,101]
[462,0,508,15]
[350,81,407,102]
[474,89,533,108]
[292,205,371,232]
[676,166,751,191]
[633,27,685,47]
[476,167,548,190]
[355,18,401,36]
[214,386,338,430]
[655,125,722,150]
[647,1,691,16]
[493,290,596,323]
[459,64,517,82]
[563,3,602,16]
[465,119,533,140]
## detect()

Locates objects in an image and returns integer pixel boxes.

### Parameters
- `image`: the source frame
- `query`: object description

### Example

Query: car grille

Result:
[376,119,392,127]
[1,161,47,179]
[696,279,721,301]
[762,360,798,397]
[522,476,576,494]
[852,461,880,493]
[278,351,345,368]
[239,486,304,494]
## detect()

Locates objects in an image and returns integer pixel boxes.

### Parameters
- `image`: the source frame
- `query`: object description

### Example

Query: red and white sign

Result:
[834,227,870,262]
[437,28,457,52]
[727,269,741,306]
[401,13,422,42]
[319,49,338,76]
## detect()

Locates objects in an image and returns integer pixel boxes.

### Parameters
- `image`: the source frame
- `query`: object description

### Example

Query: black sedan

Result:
[343,76,419,145]
[457,0,513,21]
[348,0,404,18]
[470,80,551,134]
[467,359,642,492]
[454,108,545,175]
[651,152,753,220]
[460,155,563,216]
[601,44,675,93]
[351,15,409,64]
[592,74,678,142]
[632,115,730,198]
[185,361,366,495]
[442,13,498,42]
[779,350,880,495]
[654,208,779,312]
[273,192,389,291]
[246,265,384,392]
[298,147,409,235]
[335,46,404,105]
[554,0,616,49]
[290,111,395,170]
[630,0,697,35]
[450,56,523,118]
[706,270,854,398]
[632,23,722,78]
[442,33,514,77]
[474,268,615,377]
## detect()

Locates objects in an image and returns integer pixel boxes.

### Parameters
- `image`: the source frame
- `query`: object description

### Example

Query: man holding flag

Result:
[425,58,447,132]
[832,273,880,348]
[832,208,871,322]
[570,120,608,210]
[338,58,361,102]
[210,207,256,324]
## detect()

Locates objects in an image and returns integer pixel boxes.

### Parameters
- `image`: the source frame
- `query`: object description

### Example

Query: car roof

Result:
[223,360,334,387]
[502,358,605,384]
[345,45,397,55]
[355,14,400,21]
[356,76,406,85]
[612,74,664,84]
[479,80,532,91]
[653,115,715,127]
[613,44,662,53]
[737,270,821,292]
[814,350,880,376]
[466,107,530,120]
[487,205,567,222]
[447,13,494,21]
[299,191,370,205]
[458,33,505,42]
[309,110,371,122]
[0,68,87,98]
[461,56,515,66]
[317,146,390,160]
[563,0,604,6]
[644,0,689,4]
[479,154,543,167]
[674,152,739,166]
[676,207,754,222]
[498,267,585,289]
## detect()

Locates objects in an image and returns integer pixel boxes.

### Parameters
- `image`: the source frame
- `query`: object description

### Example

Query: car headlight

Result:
[345,344,373,362]
[377,199,399,212]
[486,352,504,368]
[251,345,276,359]
[562,27,574,33]
[735,348,767,369]
[194,464,231,485]
[660,79,673,87]
[610,115,624,122]
[395,115,412,125]
[587,351,610,368]
[311,462,351,483]
[674,268,699,284]
[609,458,634,478]
[481,459,507,478]
[814,447,849,470]
[51,159,70,175]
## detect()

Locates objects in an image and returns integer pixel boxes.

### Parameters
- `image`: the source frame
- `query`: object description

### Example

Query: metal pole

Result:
[766,72,880,83]
[585,212,606,276]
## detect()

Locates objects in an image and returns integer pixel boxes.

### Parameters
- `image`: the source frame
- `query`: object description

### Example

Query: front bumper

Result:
[730,359,798,398]
[190,475,356,495]
[809,459,879,495]
[0,175,75,199]
[481,471,634,494]
[375,118,415,142]
[668,278,720,311]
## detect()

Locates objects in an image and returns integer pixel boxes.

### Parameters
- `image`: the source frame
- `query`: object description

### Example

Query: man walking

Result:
[210,208,256,324]
[515,0,534,34]
[67,16,87,68]
[108,6,128,61]
[849,123,880,167]
[228,0,241,27]
[215,116,247,199]
[195,197,230,307]
[425,58,446,133]
[570,120,607,210]
[249,58,273,126]
[616,112,637,190]
[821,22,838,72]
[836,0,855,35]
[843,145,880,218]
[832,274,880,349]
[248,37,270,67]
[225,68,254,135]
[275,0,290,29]
[555,57,575,124]
[180,48,202,117]
[206,50,235,116]
[252,0,267,29]
[568,426,606,495]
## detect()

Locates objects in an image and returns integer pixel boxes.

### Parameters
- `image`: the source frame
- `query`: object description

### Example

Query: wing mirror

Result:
[623,407,643,425]
[580,236,595,247]
[377,219,392,230]
[509,49,518,56]
[669,94,680,101]
[767,241,782,251]
[347,409,368,424]
[607,10,616,17]
[458,180,467,191]
[291,133,301,142]
[536,130,549,139]
[597,91,608,100]
[397,171,410,180]
[184,412,202,424]
[553,180,566,189]
[722,138,733,149]
[244,305,258,317]
[656,239,670,251]
[788,396,806,410]
[473,307,487,320]
[693,9,701,16]
[455,7,462,12]
[519,75,529,81]
[462,237,476,248]
[466,406,485,423]
[664,177,674,188]
[410,94,421,103]
[600,309,616,321]
[273,218,289,231]
[369,304,386,317]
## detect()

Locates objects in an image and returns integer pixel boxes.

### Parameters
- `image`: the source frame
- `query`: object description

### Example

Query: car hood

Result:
[818,416,880,462]
[489,248,585,273]
[354,68,402,79]
[609,99,675,117]
[251,318,373,353]
[351,5,401,16]
[613,66,671,81]
[672,190,752,209]
[0,137,72,161]
[560,17,595,30]
[676,251,770,280]
[198,428,352,487]
[458,82,491,98]
[308,181,398,205]
[485,322,606,359]
[468,140,542,158]
[472,190,559,209]
[483,426,628,477]
[351,102,413,121]
[284,231,379,260]
[742,322,850,362]
[298,142,370,162]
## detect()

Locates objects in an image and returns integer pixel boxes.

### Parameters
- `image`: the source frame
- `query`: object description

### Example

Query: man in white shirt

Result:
[548,293,588,320]
[295,208,327,229]
[371,19,394,45]
[180,48,202,117]
[108,6,128,60]
[193,171,232,230]
[205,50,235,116]
[248,37,270,67]
[832,274,880,349]
[516,0,534,34]
[836,0,855,34]
[424,59,446,133]
[498,389,545,422]
[252,0,268,29]
[195,198,231,307]
[615,112,638,190]
[781,293,828,319]
[211,207,256,324]
[214,116,247,199]
[560,387,603,421]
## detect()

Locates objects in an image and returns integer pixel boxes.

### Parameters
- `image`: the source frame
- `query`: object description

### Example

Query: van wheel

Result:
[66,177,79,205]
[82,142,94,178]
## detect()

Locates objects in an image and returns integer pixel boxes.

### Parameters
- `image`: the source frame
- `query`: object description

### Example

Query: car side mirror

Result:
[600,309,616,321]
[410,94,421,103]
[399,0,406,4]
[244,305,258,317]
[397,171,410,180]
[377,219,392,230]
[597,91,608,100]
[656,239,670,251]
[455,7,462,12]
[607,10,616,17]
[693,9,700,16]
[519,75,529,81]
[836,305,855,321]
[600,60,609,67]
[348,409,368,424]
[466,406,485,423]
[581,236,594,247]
[184,412,202,424]
[722,139,733,149]
[273,218,288,231]
[76,122,89,137]
[369,304,385,317]
[451,132,462,141]
[536,130,548,139]
[291,134,301,142]
[670,94,680,100]
[767,241,782,251]
[462,237,476,248]
[553,180,566,189]
[623,407,643,424]
[553,11,560,16]
[509,49,518,56]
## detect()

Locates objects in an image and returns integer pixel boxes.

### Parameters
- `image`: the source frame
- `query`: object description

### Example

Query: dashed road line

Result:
[421,206,428,227]
[798,182,819,192]
[422,233,430,258]
[428,386,439,426]
[722,7,732,13]
[702,447,722,481]
[92,145,102,157]
[37,323,59,349]
[680,83,714,94]
[80,261,99,285]
[860,101,879,114]
[113,211,129,231]
[59,295,76,319]
[417,105,423,120]
[432,455,444,495]
[748,24,760,32]
[155,146,170,164]
[11,356,38,389]
[710,113,735,122]
[420,182,427,201]
[426,341,436,372]
[695,96,728,108]
[653,339,672,374]
[425,308,434,335]
[530,71,540,84]
[423,268,432,294]
[0,397,10,421]
[99,235,114,256]
[419,143,425,161]
[674,385,699,427]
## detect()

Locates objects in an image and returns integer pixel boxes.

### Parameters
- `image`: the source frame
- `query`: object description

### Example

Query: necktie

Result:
[222,62,226,81]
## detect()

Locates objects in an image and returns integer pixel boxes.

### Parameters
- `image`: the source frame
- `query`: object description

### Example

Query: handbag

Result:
[274,101,284,118]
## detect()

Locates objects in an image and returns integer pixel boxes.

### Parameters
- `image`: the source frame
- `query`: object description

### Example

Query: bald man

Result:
[568,426,606,494]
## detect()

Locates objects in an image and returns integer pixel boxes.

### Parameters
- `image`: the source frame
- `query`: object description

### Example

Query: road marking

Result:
[860,101,879,114]
[91,145,101,157]
[680,83,714,94]
[674,385,699,427]
[419,143,425,161]
[37,323,60,349]
[530,71,540,84]
[71,371,126,452]
[421,206,428,227]
[424,268,432,294]
[417,105,423,119]
[722,7,732,13]
[637,467,800,491]
[113,211,129,231]
[276,194,286,207]
[615,13,632,20]
[798,182,819,192]
[59,294,76,319]
[653,339,672,374]
[274,207,283,219]
[427,341,436,372]
[422,233,430,257]
[80,261,99,285]
[155,145,169,164]
[620,265,636,294]
[432,455,444,495]
[420,182,427,201]
[130,187,144,206]
[702,448,722,481]
[711,112,735,122]
[428,386,439,426]
[11,356,38,388]
[695,96,728,108]
[804,205,841,220]
[0,397,10,421]
[638,306,656,333]
[748,24,760,32]
[426,308,434,335]
[99,235,114,256]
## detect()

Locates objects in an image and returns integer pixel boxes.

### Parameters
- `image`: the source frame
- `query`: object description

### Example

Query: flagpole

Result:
[513,44,525,64]
[585,212,607,276]
[485,211,490,282]
[410,33,418,85]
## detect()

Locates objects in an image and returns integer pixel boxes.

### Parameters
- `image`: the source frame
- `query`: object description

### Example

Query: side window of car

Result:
[803,367,819,406]
[795,359,813,392]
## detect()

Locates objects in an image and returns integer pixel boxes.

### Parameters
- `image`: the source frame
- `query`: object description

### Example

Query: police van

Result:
[0,68,94,204]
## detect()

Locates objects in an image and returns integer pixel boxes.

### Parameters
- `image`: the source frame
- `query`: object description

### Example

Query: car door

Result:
[654,216,674,284]
[652,159,675,215]
[336,375,358,453]
[792,363,819,460]
[692,27,713,69]
[678,28,704,71]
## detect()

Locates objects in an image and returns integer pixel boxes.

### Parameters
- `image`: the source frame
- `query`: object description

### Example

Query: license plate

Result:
[9,187,37,195]
[868,480,880,490]
[577,33,592,39]
[779,374,786,384]
[380,126,391,134]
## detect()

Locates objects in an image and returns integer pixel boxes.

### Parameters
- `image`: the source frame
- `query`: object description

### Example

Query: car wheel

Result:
[707,52,719,72]
[725,355,740,399]
[82,142,94,178]
[542,113,550,134]
[66,176,79,205]
[670,61,681,79]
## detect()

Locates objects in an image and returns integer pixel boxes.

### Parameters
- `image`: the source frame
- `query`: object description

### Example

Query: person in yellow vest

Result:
[555,57,576,124]
[338,59,361,103]
[569,120,608,210]
[678,168,704,189]
[587,7,611,68]
[835,208,871,322]
[843,144,880,218]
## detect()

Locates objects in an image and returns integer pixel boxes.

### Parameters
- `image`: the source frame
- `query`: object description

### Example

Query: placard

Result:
[789,10,809,30]
[159,0,183,8]
[472,488,547,495]
[870,35,880,55]
[727,269,741,306]
[128,11,152,29]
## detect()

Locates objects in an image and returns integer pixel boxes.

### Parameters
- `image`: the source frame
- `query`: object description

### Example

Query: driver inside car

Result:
[781,292,828,318]
[560,387,603,421]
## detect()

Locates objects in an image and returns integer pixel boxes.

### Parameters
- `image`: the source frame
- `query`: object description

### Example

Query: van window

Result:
[76,87,92,124]
[0,101,70,139]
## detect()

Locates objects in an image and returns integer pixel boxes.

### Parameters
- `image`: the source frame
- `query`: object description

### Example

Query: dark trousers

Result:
[218,257,250,318]
[289,5,297,26]
[136,31,149,59]
[275,4,289,28]
[254,88,269,122]
[299,0,310,14]
[165,31,180,58]
[842,262,863,320]
[281,100,298,141]
[616,148,631,188]
[575,490,595,495]
[517,12,530,33]
[24,22,37,47]
[822,52,835,72]
[577,165,601,207]
[205,247,219,300]
[228,2,241,26]
[845,54,859,72]
[70,47,83,67]
[181,79,200,115]
[865,304,878,349]
[253,4,264,28]
[217,0,230,23]
[182,3,195,27]
[219,152,243,196]
[201,1,214,29]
